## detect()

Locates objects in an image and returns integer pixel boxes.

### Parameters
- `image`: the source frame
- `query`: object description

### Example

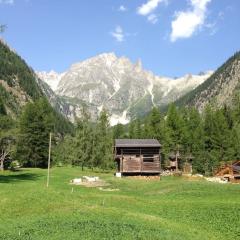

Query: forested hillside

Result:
[0,40,72,131]
[0,40,73,170]
[175,52,240,111]
[0,40,42,115]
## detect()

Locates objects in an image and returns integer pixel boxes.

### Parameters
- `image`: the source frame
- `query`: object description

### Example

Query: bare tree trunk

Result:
[0,159,4,171]
[0,150,11,171]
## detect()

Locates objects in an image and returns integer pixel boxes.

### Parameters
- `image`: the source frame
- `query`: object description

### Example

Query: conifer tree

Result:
[16,98,54,168]
[166,104,185,151]
[73,109,93,170]
[94,110,113,170]
[135,118,142,138]
[148,107,162,139]
[128,120,136,139]
[113,123,125,139]
[53,134,75,166]
[185,108,205,172]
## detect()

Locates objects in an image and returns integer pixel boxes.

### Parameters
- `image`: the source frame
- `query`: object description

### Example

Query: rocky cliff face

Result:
[175,52,240,111]
[37,53,213,125]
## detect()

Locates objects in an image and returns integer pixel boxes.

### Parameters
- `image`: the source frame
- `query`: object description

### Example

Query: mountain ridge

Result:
[175,51,240,111]
[37,52,213,125]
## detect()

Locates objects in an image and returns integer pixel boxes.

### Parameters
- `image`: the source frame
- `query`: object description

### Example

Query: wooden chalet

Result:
[215,160,240,182]
[114,139,161,175]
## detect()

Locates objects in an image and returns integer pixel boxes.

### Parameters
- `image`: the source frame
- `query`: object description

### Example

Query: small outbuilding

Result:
[114,139,161,175]
[215,160,240,182]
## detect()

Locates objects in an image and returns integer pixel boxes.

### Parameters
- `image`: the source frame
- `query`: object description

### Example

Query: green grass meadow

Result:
[0,167,240,240]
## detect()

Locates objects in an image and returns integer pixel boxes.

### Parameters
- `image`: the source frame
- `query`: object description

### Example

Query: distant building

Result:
[114,139,161,175]
[215,160,240,182]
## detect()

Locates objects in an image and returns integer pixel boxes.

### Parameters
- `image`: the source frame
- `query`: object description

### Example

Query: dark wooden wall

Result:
[115,147,161,173]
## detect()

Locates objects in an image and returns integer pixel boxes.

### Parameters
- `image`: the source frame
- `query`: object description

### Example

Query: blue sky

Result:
[0,0,239,77]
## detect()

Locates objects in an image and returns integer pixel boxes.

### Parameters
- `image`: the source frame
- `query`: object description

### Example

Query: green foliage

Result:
[125,99,240,174]
[0,96,6,115]
[53,134,76,167]
[93,110,113,169]
[175,51,240,108]
[53,109,113,170]
[73,110,94,169]
[16,98,55,168]
[113,123,126,139]
[166,104,186,150]
[0,41,42,99]
[128,118,142,139]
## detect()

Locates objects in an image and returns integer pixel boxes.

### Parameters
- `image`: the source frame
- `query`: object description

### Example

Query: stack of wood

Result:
[215,160,240,182]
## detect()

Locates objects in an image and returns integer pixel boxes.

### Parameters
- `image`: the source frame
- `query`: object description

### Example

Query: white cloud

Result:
[147,14,158,24]
[137,0,167,16]
[119,5,127,12]
[170,0,212,42]
[0,0,14,5]
[111,26,125,42]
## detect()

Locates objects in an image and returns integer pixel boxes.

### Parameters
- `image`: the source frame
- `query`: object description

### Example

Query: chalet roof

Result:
[115,139,161,148]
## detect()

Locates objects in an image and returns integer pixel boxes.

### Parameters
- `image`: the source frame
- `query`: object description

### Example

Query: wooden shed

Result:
[215,160,240,182]
[114,139,161,175]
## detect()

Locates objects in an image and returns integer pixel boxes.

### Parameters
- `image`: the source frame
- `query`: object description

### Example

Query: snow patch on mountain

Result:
[37,70,65,91]
[36,53,213,125]
[110,110,130,126]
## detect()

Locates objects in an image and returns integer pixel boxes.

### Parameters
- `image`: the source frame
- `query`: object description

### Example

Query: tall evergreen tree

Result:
[135,119,142,139]
[113,123,125,139]
[16,98,54,168]
[93,110,113,169]
[73,109,93,170]
[148,107,162,139]
[185,108,205,173]
[166,104,185,151]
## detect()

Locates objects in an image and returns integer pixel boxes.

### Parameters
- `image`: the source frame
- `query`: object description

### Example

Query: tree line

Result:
[1,94,240,174]
[123,97,240,174]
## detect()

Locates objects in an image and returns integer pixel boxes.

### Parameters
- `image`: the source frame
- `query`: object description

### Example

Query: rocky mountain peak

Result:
[37,53,213,125]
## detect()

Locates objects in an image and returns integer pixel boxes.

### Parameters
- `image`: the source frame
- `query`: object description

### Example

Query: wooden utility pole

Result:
[47,132,52,188]
[176,145,179,172]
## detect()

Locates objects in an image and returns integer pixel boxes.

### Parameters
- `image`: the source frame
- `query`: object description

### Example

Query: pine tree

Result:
[185,108,205,173]
[135,119,142,138]
[113,123,125,139]
[53,134,75,166]
[94,110,113,170]
[128,120,135,139]
[73,109,93,170]
[166,104,185,151]
[148,107,162,139]
[16,98,54,168]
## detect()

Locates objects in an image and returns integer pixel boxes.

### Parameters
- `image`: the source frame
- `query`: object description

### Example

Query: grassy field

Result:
[0,167,239,240]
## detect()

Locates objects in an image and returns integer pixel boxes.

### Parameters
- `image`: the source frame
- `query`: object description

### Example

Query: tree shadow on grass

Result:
[0,173,41,183]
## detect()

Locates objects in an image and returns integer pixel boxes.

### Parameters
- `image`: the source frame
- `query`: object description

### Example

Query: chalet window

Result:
[143,154,154,162]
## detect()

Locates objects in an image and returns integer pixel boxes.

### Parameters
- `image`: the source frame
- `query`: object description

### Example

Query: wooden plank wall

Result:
[115,147,161,173]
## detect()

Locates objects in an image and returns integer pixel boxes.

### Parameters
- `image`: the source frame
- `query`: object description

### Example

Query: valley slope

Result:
[0,40,72,133]
[175,52,240,111]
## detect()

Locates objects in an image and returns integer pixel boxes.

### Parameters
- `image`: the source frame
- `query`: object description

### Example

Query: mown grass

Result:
[0,167,239,240]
